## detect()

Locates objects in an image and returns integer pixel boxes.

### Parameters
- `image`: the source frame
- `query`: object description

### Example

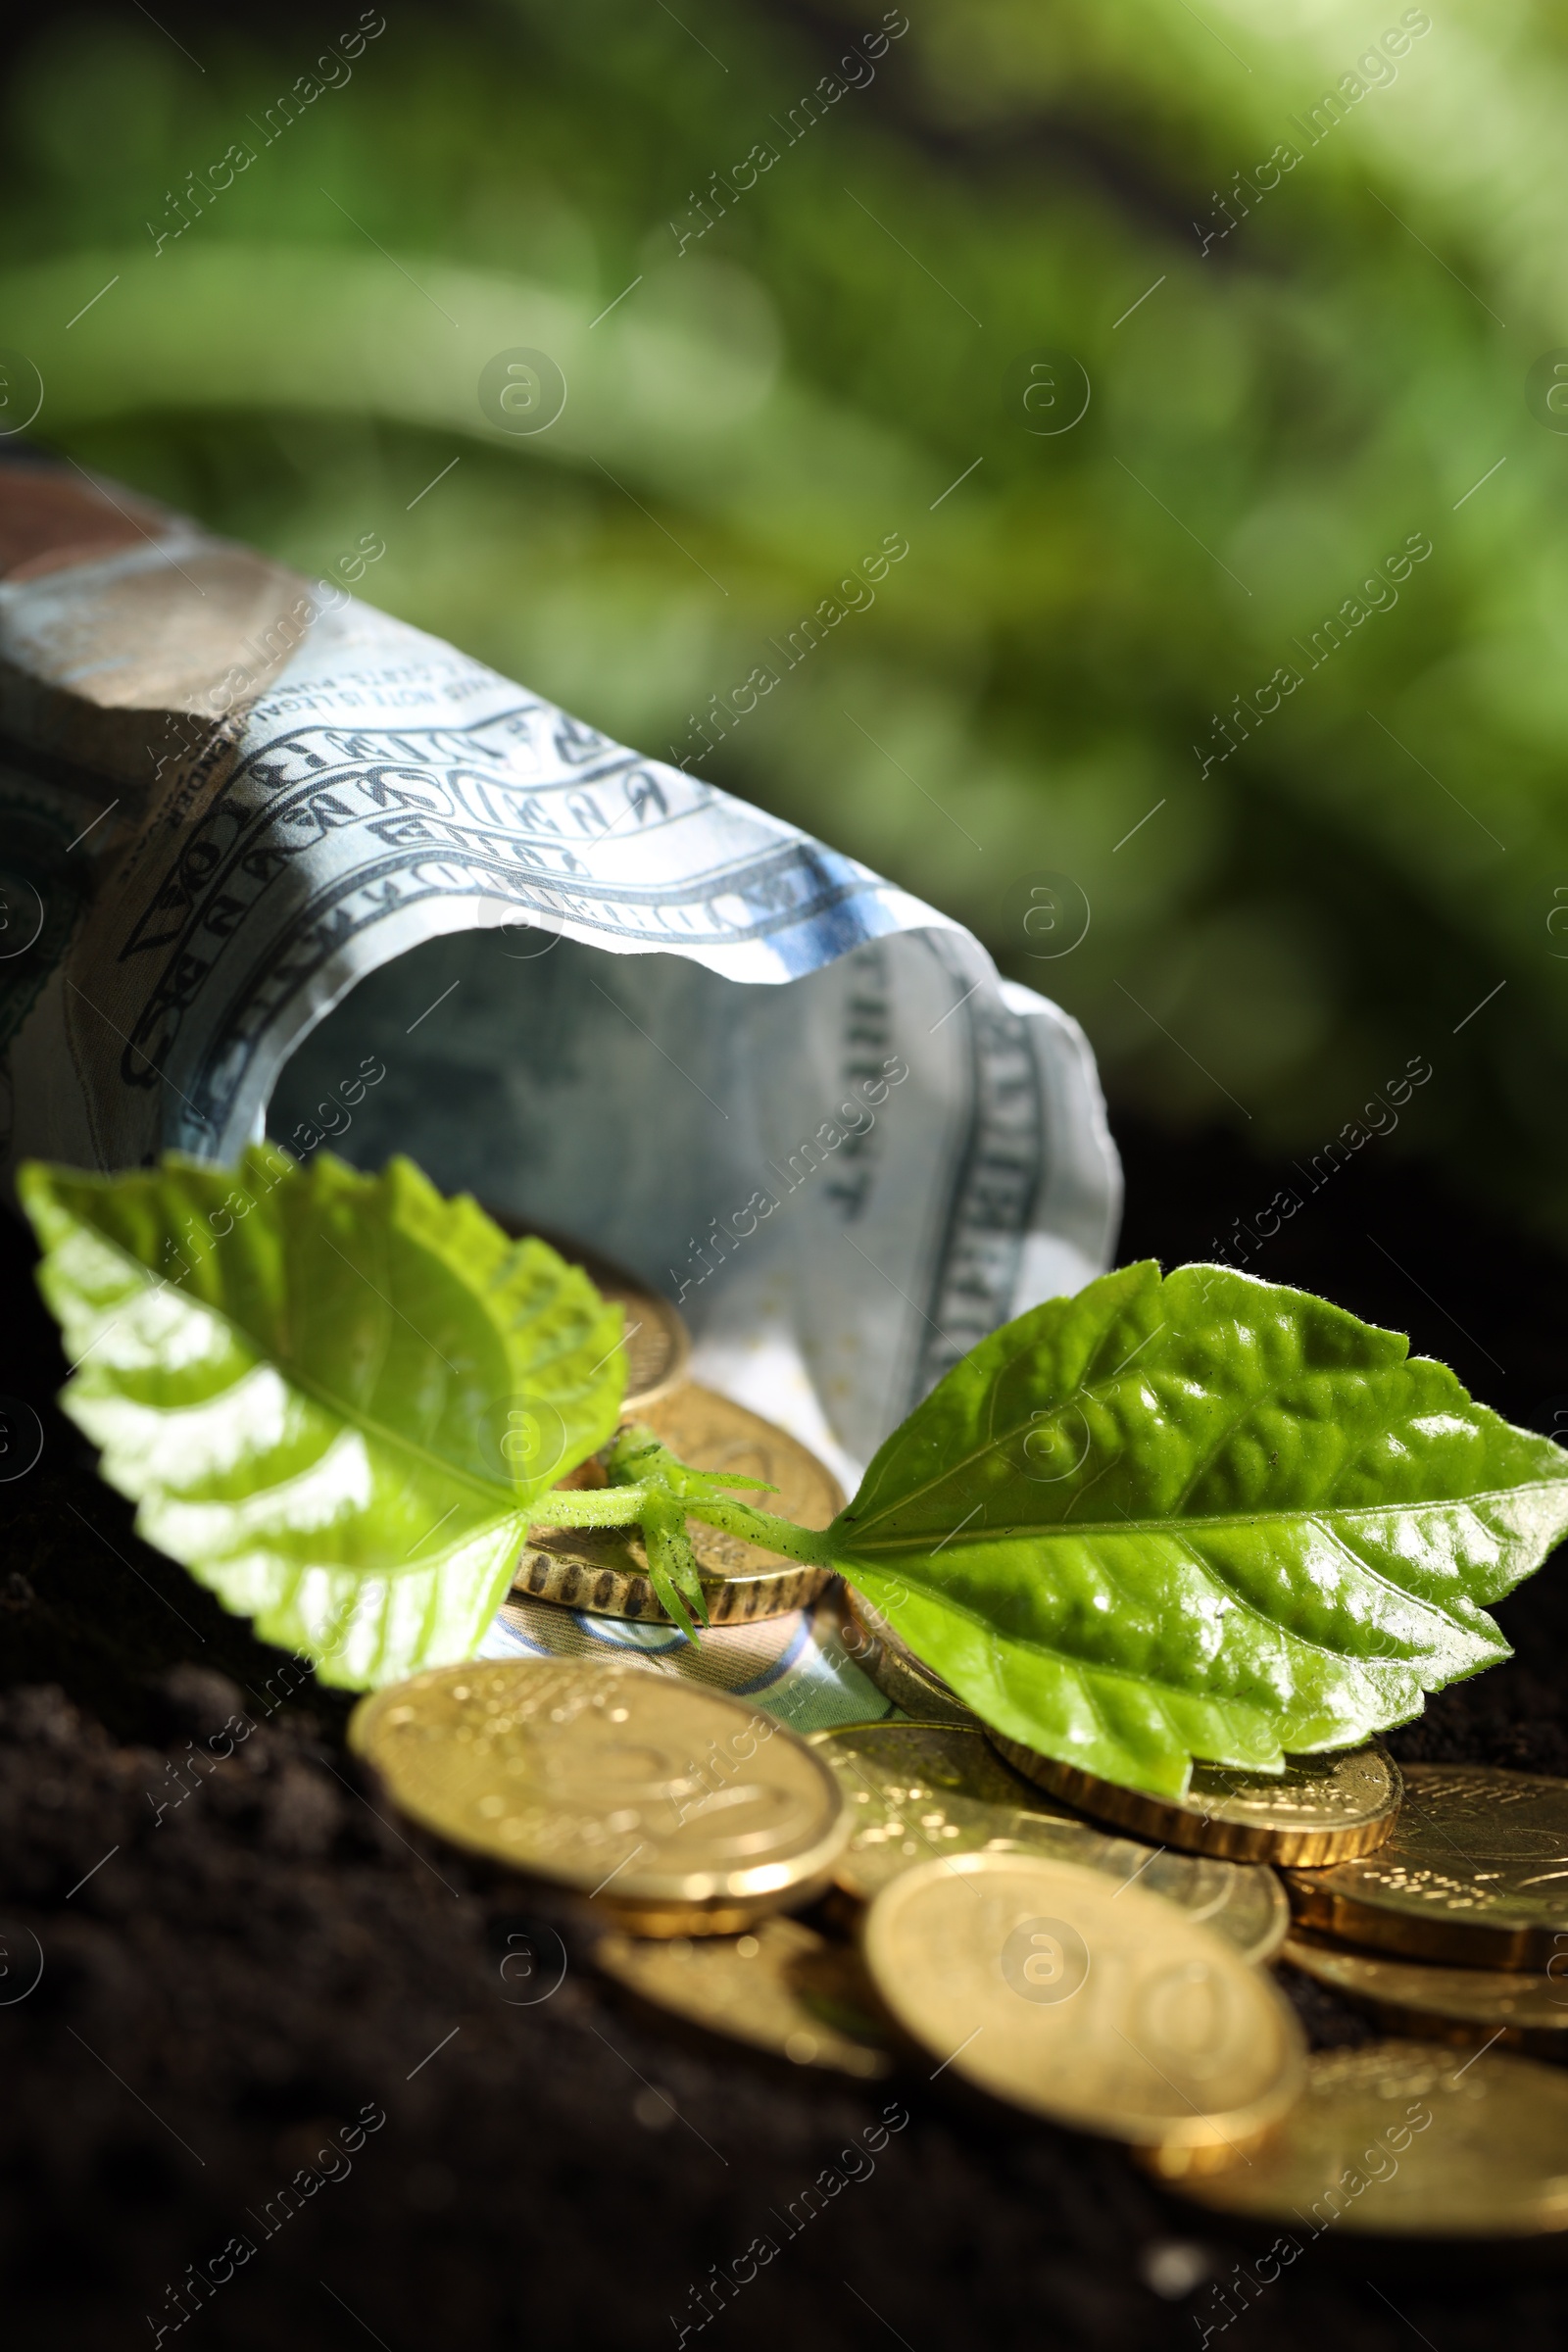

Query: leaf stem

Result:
[528,1484,651,1528]
[529,1477,839,1569]
[678,1495,839,1568]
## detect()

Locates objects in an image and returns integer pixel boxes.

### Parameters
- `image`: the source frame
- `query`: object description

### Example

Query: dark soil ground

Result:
[4,1111,1568,2352]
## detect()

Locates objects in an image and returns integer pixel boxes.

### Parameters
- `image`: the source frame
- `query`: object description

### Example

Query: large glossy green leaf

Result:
[21,1149,625,1689]
[830,1261,1568,1800]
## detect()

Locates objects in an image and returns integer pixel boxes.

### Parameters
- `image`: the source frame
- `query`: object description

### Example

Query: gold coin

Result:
[1158,2039,1568,2234]
[515,1385,843,1624]
[1283,1933,1568,2057]
[594,1914,894,2079]
[861,1850,1304,2168]
[349,1659,848,1934]
[991,1734,1401,1866]
[1286,1761,1568,1969]
[486,1215,690,1408]
[812,1722,1290,1966]
[841,1588,977,1724]
[809,1718,1072,1899]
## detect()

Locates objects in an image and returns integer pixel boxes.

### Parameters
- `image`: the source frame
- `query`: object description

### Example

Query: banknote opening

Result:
[264,921,1114,1475]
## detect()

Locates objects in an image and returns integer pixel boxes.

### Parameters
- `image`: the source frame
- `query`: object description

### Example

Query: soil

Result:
[4,1109,1568,2352]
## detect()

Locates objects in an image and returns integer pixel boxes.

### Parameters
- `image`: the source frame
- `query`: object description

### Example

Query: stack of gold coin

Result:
[351,1652,1568,2216]
[494,1220,846,1630]
[514,1381,844,1626]
[838,1590,1402,1868]
[809,1720,1291,1965]
[350,1658,849,1935]
[350,1223,1568,2204]
[835,1587,1405,1873]
[1156,2037,1568,2236]
[1275,1762,1568,2059]
[1143,1762,1568,2234]
[989,1731,1403,1865]
[591,1720,1296,2084]
[839,1589,977,1723]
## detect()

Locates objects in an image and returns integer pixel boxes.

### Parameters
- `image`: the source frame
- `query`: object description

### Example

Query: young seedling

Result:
[23,1148,1568,1800]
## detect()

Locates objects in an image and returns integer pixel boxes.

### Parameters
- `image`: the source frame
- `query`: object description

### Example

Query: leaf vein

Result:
[840,1482,1568,1549]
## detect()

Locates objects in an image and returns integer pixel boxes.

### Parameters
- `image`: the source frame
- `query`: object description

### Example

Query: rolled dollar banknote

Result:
[0,448,1118,1480]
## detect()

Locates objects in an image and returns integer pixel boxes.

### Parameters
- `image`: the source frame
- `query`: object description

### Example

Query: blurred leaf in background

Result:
[3,0,1563,1239]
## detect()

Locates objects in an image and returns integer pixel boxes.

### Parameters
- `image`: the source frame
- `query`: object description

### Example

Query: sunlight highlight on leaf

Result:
[829,1261,1568,1800]
[21,1148,626,1688]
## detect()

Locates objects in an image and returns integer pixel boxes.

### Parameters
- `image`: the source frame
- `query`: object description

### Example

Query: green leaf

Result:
[20,1148,625,1689]
[831,1260,1568,1801]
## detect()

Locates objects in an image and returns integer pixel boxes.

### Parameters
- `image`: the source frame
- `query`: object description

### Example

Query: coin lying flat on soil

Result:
[487,1215,691,1408]
[812,1721,1290,1966]
[1283,1933,1568,2057]
[841,1589,977,1724]
[350,1659,848,1935]
[1159,2039,1568,2235]
[991,1734,1402,1866]
[1285,1762,1568,1970]
[515,1385,844,1624]
[862,1850,1304,2170]
[594,1913,894,2079]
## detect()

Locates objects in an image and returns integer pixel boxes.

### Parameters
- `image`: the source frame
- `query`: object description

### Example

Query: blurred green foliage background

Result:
[3,0,1562,1238]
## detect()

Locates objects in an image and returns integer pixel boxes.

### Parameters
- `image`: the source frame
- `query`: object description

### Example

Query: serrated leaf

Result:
[21,1148,625,1689]
[832,1260,1568,1800]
